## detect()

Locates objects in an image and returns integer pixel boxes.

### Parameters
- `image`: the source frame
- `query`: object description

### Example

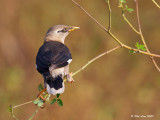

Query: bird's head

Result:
[44,25,80,43]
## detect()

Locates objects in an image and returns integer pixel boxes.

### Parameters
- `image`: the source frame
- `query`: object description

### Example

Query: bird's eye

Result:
[57,28,68,33]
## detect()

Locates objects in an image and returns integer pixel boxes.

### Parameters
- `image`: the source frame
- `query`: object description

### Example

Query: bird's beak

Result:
[68,26,80,32]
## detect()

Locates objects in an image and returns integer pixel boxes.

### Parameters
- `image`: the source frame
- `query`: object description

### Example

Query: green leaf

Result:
[125,5,134,13]
[37,100,44,107]
[57,99,63,106]
[56,94,60,98]
[127,8,134,13]
[50,99,57,105]
[38,83,44,92]
[129,50,136,54]
[8,105,12,112]
[33,99,40,105]
[121,0,126,3]
[135,42,146,51]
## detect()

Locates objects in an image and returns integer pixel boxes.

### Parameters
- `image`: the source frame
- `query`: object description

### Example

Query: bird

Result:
[36,25,80,96]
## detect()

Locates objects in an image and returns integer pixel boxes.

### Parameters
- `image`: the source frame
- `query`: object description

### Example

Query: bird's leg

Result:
[64,65,75,83]
[37,87,47,102]
[66,72,75,83]
[37,78,48,101]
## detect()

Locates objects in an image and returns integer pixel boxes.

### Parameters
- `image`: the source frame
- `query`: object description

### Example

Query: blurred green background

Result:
[0,0,160,120]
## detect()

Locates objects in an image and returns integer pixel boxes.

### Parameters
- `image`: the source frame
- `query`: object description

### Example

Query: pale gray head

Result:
[44,25,80,43]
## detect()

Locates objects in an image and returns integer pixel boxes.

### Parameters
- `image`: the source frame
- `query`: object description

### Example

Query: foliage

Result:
[135,42,146,51]
[50,94,63,106]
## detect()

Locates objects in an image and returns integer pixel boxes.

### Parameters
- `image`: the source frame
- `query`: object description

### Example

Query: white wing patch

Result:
[67,59,72,64]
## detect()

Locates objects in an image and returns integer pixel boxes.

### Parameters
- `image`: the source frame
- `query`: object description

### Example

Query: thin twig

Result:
[12,101,33,109]
[152,0,160,8]
[122,14,140,34]
[72,0,108,32]
[106,0,111,31]
[71,0,160,58]
[28,107,40,120]
[119,1,140,34]
[72,45,121,77]
[122,44,160,57]
[135,0,149,52]
[134,0,160,72]
[10,106,19,120]
[10,46,120,119]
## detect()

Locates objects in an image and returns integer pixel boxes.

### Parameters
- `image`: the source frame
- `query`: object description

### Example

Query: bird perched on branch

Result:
[36,25,80,95]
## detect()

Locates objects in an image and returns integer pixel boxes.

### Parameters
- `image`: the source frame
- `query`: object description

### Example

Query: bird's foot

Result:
[66,72,75,83]
[37,88,47,101]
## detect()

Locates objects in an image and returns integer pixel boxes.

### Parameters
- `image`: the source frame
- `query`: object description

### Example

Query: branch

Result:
[71,0,160,58]
[10,45,121,119]
[106,0,111,31]
[72,45,121,77]
[28,107,40,120]
[119,1,140,34]
[71,0,123,46]
[152,0,160,8]
[12,101,33,109]
[134,0,160,72]
[72,0,160,57]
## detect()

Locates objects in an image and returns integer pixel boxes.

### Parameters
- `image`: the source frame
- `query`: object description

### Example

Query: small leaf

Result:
[127,8,134,13]
[125,5,128,9]
[37,100,44,107]
[8,105,12,112]
[56,94,60,98]
[33,99,40,105]
[50,99,57,105]
[57,99,63,106]
[38,83,44,92]
[121,0,126,3]
[129,50,136,54]
[135,42,146,51]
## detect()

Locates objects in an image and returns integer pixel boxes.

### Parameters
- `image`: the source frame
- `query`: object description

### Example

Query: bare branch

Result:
[119,1,140,34]
[152,0,160,8]
[134,0,160,72]
[12,101,33,109]
[28,107,40,120]
[71,0,160,58]
[72,45,121,77]
[71,0,123,46]
[106,0,111,31]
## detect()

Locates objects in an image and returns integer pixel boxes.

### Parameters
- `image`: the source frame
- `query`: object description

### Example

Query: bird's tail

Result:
[46,75,65,95]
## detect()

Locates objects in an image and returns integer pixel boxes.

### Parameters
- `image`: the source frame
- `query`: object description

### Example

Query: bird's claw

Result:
[67,72,75,83]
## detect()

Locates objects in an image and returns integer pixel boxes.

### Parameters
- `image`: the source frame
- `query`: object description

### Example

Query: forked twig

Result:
[134,0,160,72]
[71,0,160,70]
[10,45,121,120]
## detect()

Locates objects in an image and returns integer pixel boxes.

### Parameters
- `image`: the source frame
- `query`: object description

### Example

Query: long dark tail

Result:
[45,75,65,95]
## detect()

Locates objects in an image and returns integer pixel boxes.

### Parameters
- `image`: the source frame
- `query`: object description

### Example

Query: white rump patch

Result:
[67,59,72,64]
[46,82,65,95]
